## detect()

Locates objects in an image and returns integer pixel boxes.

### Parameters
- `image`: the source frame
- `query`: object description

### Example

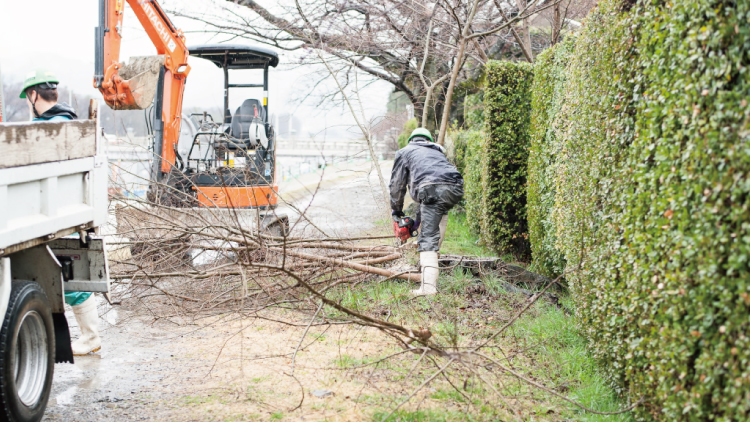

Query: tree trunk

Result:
[552,2,562,45]
[408,92,437,132]
[436,39,468,146]
[516,0,532,59]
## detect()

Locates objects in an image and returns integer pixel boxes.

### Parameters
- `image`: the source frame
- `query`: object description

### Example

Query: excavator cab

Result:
[181,44,280,209]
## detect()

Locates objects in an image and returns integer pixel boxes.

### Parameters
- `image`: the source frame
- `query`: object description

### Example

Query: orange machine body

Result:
[194,186,278,208]
[95,0,190,175]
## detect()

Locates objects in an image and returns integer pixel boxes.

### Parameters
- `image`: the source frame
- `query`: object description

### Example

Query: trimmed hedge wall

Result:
[528,0,750,419]
[527,38,574,277]
[480,61,534,257]
[458,130,484,235]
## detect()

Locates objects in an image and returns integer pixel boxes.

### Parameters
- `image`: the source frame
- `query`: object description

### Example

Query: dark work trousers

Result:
[417,184,464,252]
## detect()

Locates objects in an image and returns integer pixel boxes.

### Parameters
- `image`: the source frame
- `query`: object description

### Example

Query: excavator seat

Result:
[228,99,267,150]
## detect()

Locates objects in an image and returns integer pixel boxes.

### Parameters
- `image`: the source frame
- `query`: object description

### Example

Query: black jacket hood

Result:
[39,103,78,120]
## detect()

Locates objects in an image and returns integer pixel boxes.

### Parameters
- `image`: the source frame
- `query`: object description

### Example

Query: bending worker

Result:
[21,70,102,355]
[390,128,464,295]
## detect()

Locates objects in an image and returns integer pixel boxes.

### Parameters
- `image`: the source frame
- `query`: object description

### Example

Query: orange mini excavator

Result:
[94,0,284,220]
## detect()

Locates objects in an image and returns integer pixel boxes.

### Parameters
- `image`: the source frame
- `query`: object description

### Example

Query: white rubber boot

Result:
[438,215,448,251]
[412,251,439,296]
[71,295,101,355]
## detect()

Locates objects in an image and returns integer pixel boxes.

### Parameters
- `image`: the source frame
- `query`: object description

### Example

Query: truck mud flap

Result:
[52,313,73,364]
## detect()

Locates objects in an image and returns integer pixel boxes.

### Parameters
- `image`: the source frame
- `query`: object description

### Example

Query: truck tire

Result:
[0,281,54,422]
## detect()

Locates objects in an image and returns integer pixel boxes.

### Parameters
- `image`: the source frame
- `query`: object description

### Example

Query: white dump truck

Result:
[0,114,110,421]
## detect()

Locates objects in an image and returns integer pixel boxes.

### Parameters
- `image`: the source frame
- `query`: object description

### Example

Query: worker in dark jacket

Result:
[21,69,101,355]
[21,69,78,122]
[390,128,464,295]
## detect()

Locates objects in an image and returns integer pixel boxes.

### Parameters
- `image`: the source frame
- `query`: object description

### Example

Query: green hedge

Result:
[527,38,574,278]
[597,0,750,418]
[528,0,750,419]
[460,130,484,235]
[463,92,485,130]
[397,118,418,149]
[480,61,534,258]
[449,129,474,178]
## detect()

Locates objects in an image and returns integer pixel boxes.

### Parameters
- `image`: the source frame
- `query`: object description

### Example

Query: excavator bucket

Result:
[112,55,165,110]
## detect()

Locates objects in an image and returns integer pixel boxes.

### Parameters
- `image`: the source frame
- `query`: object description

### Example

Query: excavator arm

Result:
[94,0,190,174]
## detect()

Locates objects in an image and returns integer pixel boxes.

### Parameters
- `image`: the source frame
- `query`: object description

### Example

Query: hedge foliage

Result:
[458,130,484,235]
[480,61,533,257]
[527,38,574,277]
[528,0,750,419]
[397,118,418,149]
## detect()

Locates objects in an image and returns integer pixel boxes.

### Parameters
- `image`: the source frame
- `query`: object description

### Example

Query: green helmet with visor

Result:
[20,69,59,99]
[407,127,434,143]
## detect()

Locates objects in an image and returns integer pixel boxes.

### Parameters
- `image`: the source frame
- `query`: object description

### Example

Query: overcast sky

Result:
[0,0,392,138]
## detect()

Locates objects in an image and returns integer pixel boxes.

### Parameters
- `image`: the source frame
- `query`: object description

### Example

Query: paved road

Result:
[278,160,393,237]
[44,309,176,421]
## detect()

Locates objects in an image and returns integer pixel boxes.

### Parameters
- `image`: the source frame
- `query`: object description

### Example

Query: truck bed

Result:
[0,120,107,256]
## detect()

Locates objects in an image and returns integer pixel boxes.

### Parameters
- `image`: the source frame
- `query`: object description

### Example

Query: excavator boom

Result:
[94,0,190,174]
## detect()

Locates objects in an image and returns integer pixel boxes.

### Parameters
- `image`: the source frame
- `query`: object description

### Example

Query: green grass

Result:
[180,394,222,406]
[330,272,633,420]
[337,278,411,312]
[373,409,478,422]
[327,210,633,421]
[333,354,361,368]
[439,267,474,294]
[512,303,634,421]
[445,210,632,420]
[448,207,632,420]
[442,210,521,265]
[364,296,633,421]
[440,210,493,257]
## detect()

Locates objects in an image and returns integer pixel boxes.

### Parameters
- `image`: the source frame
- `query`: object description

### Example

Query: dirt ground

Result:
[46,305,425,422]
[44,160,405,421]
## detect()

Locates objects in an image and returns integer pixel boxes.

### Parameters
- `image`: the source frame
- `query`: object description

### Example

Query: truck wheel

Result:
[0,281,54,422]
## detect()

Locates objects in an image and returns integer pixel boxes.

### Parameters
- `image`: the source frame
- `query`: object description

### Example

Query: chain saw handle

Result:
[392,215,418,243]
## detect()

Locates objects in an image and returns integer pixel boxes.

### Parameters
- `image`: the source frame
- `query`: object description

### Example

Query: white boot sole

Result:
[73,346,101,356]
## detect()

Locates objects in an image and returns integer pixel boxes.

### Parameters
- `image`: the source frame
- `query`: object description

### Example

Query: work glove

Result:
[392,210,404,219]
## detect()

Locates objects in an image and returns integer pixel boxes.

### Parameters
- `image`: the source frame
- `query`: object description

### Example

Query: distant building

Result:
[272,113,303,139]
[0,67,5,122]
[370,90,413,155]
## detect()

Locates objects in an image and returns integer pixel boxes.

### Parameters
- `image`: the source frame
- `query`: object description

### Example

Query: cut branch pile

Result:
[105,195,639,419]
[108,198,420,319]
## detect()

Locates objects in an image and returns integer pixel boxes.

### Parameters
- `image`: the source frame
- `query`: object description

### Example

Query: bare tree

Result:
[548,0,595,45]
[434,0,565,144]
[1,80,29,122]
[176,0,568,135]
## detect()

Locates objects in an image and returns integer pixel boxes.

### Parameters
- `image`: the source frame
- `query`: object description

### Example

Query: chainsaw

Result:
[393,215,419,244]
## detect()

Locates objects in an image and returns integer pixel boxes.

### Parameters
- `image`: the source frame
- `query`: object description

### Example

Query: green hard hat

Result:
[407,127,434,143]
[19,69,59,99]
